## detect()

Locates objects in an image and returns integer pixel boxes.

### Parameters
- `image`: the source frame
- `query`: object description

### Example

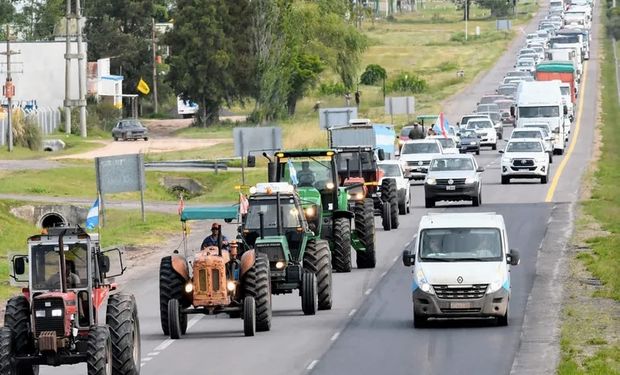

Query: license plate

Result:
[450,302,471,309]
[446,186,456,190]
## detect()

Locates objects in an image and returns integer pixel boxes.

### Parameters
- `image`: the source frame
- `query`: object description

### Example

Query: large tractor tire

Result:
[87,326,113,375]
[355,199,376,269]
[0,328,15,375]
[301,272,318,316]
[159,257,187,336]
[241,253,272,332]
[106,294,141,374]
[332,217,352,272]
[381,179,399,229]
[303,240,332,310]
[243,296,256,337]
[381,203,392,231]
[4,296,37,375]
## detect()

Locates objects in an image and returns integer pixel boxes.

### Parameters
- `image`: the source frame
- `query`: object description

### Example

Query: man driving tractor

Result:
[201,222,229,250]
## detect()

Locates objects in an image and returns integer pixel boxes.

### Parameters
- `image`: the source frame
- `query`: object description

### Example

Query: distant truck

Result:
[535,61,577,104]
[328,119,396,160]
[177,95,198,118]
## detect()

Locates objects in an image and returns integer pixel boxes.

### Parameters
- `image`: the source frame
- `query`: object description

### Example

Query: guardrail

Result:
[144,158,241,173]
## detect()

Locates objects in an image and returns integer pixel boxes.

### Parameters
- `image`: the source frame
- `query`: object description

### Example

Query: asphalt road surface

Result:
[40,1,601,373]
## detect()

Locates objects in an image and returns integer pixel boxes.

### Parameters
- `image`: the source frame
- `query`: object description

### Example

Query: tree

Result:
[0,0,15,26]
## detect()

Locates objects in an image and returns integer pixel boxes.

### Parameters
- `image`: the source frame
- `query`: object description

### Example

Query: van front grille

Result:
[433,284,488,299]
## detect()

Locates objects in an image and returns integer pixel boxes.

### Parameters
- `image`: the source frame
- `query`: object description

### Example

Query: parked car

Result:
[112,119,149,141]
[458,129,481,155]
[424,154,484,208]
[378,160,411,215]
[500,139,550,184]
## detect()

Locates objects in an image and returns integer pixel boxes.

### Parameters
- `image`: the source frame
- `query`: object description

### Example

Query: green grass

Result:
[0,132,109,161]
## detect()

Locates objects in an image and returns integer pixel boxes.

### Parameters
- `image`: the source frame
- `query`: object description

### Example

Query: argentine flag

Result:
[288,159,299,185]
[85,198,100,230]
[432,112,449,138]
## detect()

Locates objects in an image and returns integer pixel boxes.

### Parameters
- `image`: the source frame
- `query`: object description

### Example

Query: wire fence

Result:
[0,107,61,146]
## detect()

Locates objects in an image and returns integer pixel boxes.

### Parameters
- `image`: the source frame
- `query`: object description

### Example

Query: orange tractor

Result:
[159,207,272,338]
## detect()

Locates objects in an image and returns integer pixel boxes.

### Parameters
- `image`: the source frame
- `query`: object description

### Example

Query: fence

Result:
[0,107,61,146]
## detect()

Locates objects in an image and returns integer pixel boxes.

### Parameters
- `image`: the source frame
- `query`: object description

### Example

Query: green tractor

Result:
[265,149,376,272]
[239,182,332,314]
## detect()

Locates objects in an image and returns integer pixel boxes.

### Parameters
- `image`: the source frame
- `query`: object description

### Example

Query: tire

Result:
[381,179,399,229]
[113,137,118,141]
[106,294,141,374]
[476,149,480,155]
[4,296,36,375]
[332,217,352,272]
[497,305,509,326]
[0,328,15,375]
[541,175,548,184]
[354,199,376,269]
[144,137,148,141]
[159,256,187,336]
[492,143,497,151]
[558,148,564,155]
[243,296,256,337]
[549,153,553,163]
[501,176,509,185]
[303,240,332,310]
[381,203,391,231]
[167,299,182,340]
[425,198,435,208]
[241,253,272,332]
[413,310,427,329]
[398,190,407,215]
[301,272,318,316]
[87,326,113,375]
[472,193,480,207]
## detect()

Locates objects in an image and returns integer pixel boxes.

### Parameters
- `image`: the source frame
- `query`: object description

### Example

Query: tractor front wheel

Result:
[167,299,183,340]
[382,202,391,231]
[0,328,15,375]
[241,253,272,332]
[332,218,352,272]
[301,272,318,316]
[304,240,332,310]
[106,294,141,374]
[159,256,187,336]
[4,296,37,375]
[355,198,376,269]
[243,296,256,337]
[87,326,113,375]
[381,179,399,229]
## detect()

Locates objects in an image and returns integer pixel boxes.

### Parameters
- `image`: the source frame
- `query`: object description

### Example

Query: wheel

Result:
[381,202,391,231]
[159,256,188,336]
[413,310,427,329]
[476,149,480,155]
[332,217,352,272]
[301,272,318,316]
[498,132,503,140]
[167,299,182,340]
[497,304,509,326]
[4,296,37,375]
[241,252,272,332]
[557,148,564,155]
[549,153,553,163]
[381,179,399,229]
[541,175,548,184]
[354,198,376,269]
[472,193,480,207]
[0,328,15,374]
[243,296,256,337]
[501,176,509,185]
[425,198,435,208]
[87,326,113,375]
[113,137,118,141]
[106,294,141,374]
[492,143,497,151]
[406,192,411,214]
[144,137,148,141]
[398,189,407,215]
[303,240,333,310]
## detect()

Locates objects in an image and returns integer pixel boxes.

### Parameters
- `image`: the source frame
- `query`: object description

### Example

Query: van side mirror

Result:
[246,155,256,168]
[378,149,386,161]
[498,150,505,154]
[510,106,515,117]
[402,250,415,267]
[476,167,485,172]
[507,249,520,266]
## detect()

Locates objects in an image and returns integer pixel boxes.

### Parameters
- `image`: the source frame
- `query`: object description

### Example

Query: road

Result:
[39,2,601,374]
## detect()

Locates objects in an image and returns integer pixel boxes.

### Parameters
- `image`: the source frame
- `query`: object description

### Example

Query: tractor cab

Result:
[332,146,385,205]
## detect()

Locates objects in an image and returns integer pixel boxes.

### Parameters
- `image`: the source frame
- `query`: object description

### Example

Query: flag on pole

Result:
[137,78,150,95]
[177,194,185,216]
[240,193,249,215]
[85,198,100,230]
[432,112,449,138]
[288,159,299,185]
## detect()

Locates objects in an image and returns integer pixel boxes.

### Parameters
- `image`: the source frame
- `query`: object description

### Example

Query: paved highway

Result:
[41,1,601,374]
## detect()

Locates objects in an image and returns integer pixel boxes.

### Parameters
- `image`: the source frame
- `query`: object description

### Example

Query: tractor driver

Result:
[297,161,316,187]
[202,222,229,250]
[47,260,81,289]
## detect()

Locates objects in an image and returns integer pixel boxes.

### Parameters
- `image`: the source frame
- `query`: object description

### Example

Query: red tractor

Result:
[0,225,141,375]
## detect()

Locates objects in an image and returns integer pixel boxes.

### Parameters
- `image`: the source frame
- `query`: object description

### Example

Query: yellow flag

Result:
[137,78,150,95]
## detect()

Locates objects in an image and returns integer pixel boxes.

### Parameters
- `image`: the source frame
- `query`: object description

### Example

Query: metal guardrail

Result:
[144,158,240,172]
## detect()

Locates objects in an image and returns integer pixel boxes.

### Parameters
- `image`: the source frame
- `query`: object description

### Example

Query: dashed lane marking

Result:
[330,332,341,341]
[392,256,399,263]
[381,270,388,278]
[364,288,373,295]
[307,360,319,371]
[348,309,357,317]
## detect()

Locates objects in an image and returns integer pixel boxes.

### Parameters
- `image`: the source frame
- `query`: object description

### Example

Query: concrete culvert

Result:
[40,213,67,228]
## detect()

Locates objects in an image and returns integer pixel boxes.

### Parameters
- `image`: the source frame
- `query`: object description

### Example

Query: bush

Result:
[318,81,347,97]
[12,115,41,151]
[387,72,428,94]
[607,13,620,38]
[437,61,459,72]
[360,64,387,86]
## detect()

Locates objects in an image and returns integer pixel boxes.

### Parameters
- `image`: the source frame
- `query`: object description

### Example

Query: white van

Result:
[402,212,520,327]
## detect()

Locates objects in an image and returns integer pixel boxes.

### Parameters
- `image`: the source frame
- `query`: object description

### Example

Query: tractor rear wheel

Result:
[332,217,352,272]
[106,294,141,374]
[167,299,183,340]
[241,253,272,332]
[355,198,376,269]
[381,179,399,229]
[159,256,187,336]
[243,296,256,337]
[4,296,37,375]
[0,328,15,374]
[87,326,113,375]
[303,240,332,310]
[301,272,318,316]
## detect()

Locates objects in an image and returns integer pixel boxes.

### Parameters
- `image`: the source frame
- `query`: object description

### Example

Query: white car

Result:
[378,160,411,215]
[399,139,444,181]
[428,136,459,154]
[510,128,553,163]
[515,57,536,73]
[500,138,550,184]
[466,119,497,150]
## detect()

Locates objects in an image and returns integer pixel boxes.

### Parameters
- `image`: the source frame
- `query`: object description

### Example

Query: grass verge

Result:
[0,132,109,161]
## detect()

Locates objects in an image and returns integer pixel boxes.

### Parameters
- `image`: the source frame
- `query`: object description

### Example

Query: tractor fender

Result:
[332,210,354,221]
[239,250,256,279]
[171,255,190,282]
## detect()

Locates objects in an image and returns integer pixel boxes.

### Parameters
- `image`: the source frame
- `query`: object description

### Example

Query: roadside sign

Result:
[318,107,358,129]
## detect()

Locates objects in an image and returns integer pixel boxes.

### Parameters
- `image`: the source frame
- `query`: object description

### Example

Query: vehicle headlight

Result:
[304,206,315,217]
[501,157,510,165]
[51,309,62,317]
[346,193,352,200]
[184,282,193,293]
[470,141,477,145]
[35,310,46,318]
[426,178,436,185]
[326,182,335,190]
[536,157,548,163]
[275,261,286,269]
[415,269,434,294]
[355,192,364,200]
[487,278,504,294]
[227,281,236,292]
[465,176,477,184]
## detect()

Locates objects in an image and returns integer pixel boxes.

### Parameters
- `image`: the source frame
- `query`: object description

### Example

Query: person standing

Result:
[355,90,361,107]
[408,122,425,139]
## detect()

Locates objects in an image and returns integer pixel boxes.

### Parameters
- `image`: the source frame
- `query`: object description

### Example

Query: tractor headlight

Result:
[35,310,45,318]
[227,281,236,292]
[275,261,286,269]
[184,282,193,293]
[346,193,352,200]
[355,192,364,200]
[51,309,62,317]
[326,182,335,190]
[305,206,315,217]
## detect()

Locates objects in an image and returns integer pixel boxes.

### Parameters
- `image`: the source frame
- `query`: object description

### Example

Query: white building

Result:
[87,58,123,108]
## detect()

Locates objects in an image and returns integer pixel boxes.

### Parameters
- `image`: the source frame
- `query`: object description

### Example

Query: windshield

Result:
[429,158,474,171]
[379,164,401,177]
[560,87,570,96]
[281,156,334,189]
[401,143,440,154]
[460,130,477,138]
[419,228,502,262]
[480,97,499,105]
[435,138,456,148]
[400,127,412,136]
[31,243,89,290]
[245,198,302,230]
[496,101,512,110]
[483,112,501,122]
[552,36,580,44]
[498,86,517,96]
[506,142,543,152]
[335,151,374,173]
[467,121,493,129]
[512,131,542,139]
[517,60,534,67]
[519,106,560,118]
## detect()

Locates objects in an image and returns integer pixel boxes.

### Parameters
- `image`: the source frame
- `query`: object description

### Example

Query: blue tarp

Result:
[180,206,238,221]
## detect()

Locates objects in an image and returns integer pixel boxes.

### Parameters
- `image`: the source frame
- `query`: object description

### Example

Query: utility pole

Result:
[2,25,19,152]
[64,0,87,137]
[152,18,159,114]
[64,0,72,134]
[76,0,87,138]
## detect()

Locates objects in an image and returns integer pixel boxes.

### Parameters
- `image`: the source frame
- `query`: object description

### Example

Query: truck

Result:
[535,61,577,105]
[328,119,397,160]
[515,80,568,155]
[177,95,198,118]
[550,35,584,70]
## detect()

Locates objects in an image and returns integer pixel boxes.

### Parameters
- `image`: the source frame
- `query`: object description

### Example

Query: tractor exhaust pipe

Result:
[58,228,68,293]
[217,224,222,256]
[346,158,351,179]
[259,212,265,240]
[276,192,282,237]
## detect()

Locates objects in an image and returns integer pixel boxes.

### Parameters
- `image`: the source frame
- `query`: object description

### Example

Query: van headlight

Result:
[487,278,504,294]
[425,178,436,185]
[415,269,434,294]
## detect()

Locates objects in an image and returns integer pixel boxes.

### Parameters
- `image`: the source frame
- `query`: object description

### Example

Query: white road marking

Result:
[142,357,153,362]
[348,308,357,317]
[364,288,372,295]
[307,360,319,370]
[153,339,174,352]
[187,315,203,329]
[380,270,388,278]
[392,256,399,263]
[147,352,160,357]
[330,332,341,341]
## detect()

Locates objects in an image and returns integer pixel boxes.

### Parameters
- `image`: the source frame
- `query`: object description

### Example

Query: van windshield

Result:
[519,106,560,118]
[419,228,503,261]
